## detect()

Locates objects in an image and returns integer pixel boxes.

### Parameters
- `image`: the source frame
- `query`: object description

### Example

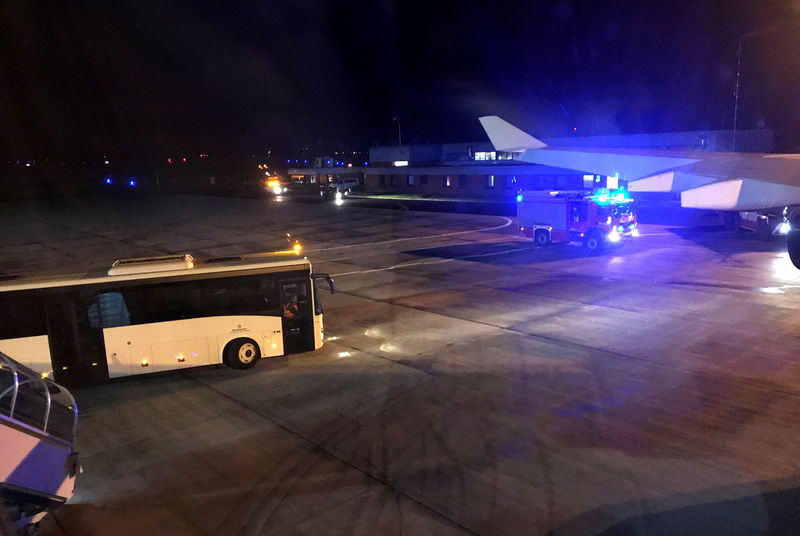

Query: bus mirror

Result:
[314,274,335,294]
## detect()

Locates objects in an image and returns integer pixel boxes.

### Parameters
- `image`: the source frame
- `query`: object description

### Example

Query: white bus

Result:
[0,254,335,387]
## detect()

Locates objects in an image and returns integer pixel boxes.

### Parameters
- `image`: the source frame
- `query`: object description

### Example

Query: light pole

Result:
[732,37,744,152]
[732,24,784,151]
[392,116,402,146]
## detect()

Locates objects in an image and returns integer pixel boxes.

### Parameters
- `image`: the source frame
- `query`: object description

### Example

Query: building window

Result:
[407,175,414,186]
[390,175,397,186]
[444,176,451,188]
[458,175,466,189]
[379,175,386,186]
[475,151,496,161]
[486,175,494,189]
[420,175,428,185]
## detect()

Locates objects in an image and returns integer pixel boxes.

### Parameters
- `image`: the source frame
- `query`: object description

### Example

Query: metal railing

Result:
[0,352,78,444]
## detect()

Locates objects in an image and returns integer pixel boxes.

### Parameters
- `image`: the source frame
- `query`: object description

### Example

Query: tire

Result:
[534,229,550,247]
[788,230,800,269]
[583,229,604,255]
[224,338,261,370]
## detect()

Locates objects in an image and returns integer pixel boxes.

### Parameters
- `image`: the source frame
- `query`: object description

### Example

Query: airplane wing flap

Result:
[681,179,800,210]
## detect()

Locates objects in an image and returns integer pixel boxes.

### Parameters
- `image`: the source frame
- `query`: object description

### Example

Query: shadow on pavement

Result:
[551,479,800,536]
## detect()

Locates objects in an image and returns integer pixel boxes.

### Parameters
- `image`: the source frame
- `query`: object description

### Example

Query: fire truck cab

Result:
[517,189,639,253]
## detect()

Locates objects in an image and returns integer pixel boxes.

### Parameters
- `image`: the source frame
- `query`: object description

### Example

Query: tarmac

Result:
[3,193,799,535]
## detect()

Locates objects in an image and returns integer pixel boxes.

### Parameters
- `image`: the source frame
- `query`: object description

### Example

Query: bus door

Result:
[45,296,108,386]
[280,279,314,354]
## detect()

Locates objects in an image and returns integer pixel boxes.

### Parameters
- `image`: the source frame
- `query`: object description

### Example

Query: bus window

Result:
[0,293,47,339]
[86,292,131,329]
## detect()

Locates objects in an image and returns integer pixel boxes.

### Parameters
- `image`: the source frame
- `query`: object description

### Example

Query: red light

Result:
[182,157,187,163]
[167,158,172,164]
[573,127,577,131]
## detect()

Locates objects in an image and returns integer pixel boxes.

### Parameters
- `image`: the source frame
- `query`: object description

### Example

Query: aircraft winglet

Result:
[479,116,547,152]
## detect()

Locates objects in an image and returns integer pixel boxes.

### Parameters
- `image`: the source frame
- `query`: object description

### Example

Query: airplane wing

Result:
[478,115,800,212]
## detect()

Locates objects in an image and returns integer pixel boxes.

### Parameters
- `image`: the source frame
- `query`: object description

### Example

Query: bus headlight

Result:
[335,191,343,200]
[778,221,791,235]
[608,230,621,242]
[273,186,282,195]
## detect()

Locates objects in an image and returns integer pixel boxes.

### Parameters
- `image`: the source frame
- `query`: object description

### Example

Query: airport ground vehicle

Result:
[726,207,797,239]
[517,189,638,253]
[1,352,79,532]
[331,178,361,195]
[0,254,334,387]
[264,175,288,195]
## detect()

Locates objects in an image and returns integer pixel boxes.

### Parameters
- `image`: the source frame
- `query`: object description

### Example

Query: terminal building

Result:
[288,128,773,198]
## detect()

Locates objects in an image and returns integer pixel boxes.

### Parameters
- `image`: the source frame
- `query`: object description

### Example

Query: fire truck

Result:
[517,189,639,253]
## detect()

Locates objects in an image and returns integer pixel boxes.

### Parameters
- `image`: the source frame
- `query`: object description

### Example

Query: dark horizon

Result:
[2,0,800,159]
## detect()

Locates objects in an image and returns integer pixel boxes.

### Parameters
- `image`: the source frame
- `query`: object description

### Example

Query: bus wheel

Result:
[534,229,550,247]
[583,229,604,255]
[225,338,261,369]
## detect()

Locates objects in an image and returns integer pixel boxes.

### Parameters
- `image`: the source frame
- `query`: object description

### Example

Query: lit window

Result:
[392,160,409,167]
[444,176,451,188]
[475,151,496,161]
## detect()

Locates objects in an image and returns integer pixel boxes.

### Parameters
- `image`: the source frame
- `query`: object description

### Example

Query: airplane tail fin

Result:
[479,116,547,152]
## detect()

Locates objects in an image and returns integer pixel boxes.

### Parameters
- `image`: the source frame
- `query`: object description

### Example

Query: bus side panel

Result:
[0,335,51,375]
[102,315,283,377]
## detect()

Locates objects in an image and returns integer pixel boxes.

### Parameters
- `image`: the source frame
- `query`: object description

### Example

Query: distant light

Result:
[516,194,523,202]
[167,158,172,164]
[105,178,112,184]
[347,163,353,168]
[140,359,149,367]
[327,160,331,165]
[104,159,110,165]
[273,186,282,195]
[392,160,409,167]
[293,242,302,254]
[573,127,577,131]
[608,230,621,242]
[778,221,792,235]
[597,193,609,203]
[364,161,368,166]
[287,159,291,163]
[304,160,307,164]
[182,157,187,162]
[613,192,626,202]
[129,179,136,187]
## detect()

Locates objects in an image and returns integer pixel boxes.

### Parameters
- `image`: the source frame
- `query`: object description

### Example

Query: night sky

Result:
[2,0,800,159]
